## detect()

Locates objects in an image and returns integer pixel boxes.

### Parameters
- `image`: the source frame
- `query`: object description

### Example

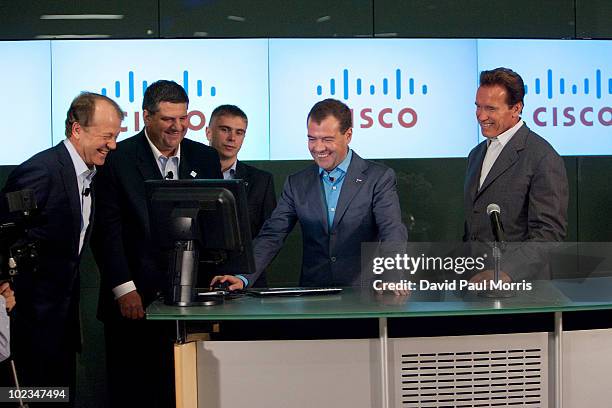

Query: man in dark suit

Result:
[91,80,221,407]
[213,98,407,290]
[206,104,276,287]
[464,67,568,283]
[2,93,123,401]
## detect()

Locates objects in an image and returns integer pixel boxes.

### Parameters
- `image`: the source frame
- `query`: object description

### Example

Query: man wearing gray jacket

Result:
[464,67,569,283]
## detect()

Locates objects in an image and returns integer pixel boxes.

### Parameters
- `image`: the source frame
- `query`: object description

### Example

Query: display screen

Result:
[269,39,478,159]
[478,39,612,155]
[0,41,52,164]
[51,39,270,160]
[0,38,610,165]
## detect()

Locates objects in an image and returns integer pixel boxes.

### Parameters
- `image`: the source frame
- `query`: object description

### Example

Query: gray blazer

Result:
[244,151,408,287]
[464,123,568,243]
[463,123,569,279]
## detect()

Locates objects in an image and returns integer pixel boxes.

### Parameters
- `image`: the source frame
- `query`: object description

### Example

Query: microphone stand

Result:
[493,240,501,284]
[480,204,515,298]
[479,240,514,299]
[10,359,29,408]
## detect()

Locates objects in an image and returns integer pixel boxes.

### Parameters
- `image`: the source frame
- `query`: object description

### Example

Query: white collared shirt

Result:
[144,128,181,180]
[222,160,238,180]
[492,119,524,149]
[479,119,524,188]
[63,139,96,254]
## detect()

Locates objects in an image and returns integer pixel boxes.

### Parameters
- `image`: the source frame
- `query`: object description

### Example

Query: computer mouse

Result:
[211,281,231,291]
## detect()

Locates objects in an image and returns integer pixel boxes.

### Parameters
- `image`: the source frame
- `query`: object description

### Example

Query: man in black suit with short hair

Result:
[92,80,222,407]
[206,104,277,286]
[3,92,123,403]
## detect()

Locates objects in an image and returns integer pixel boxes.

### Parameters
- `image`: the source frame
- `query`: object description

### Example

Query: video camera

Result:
[0,189,39,282]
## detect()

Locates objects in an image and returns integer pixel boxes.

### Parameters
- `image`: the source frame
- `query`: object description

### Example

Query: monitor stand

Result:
[166,240,224,306]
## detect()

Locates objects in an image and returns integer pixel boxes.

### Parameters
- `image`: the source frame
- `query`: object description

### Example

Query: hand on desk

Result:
[373,285,410,297]
[374,289,411,305]
[117,290,145,320]
[469,270,512,284]
[393,286,411,296]
[210,275,245,291]
[0,282,15,311]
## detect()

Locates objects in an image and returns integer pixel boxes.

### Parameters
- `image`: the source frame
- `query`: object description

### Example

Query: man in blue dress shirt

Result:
[213,98,407,289]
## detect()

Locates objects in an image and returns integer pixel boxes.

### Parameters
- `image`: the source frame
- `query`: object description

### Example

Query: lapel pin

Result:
[190,171,197,178]
[356,178,363,183]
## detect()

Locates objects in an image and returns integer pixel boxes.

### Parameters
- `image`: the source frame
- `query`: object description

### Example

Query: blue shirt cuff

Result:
[236,275,249,288]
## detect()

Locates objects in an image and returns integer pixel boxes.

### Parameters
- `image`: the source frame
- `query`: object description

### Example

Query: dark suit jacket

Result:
[2,142,87,354]
[91,131,222,320]
[463,123,568,279]
[235,161,277,239]
[244,151,407,287]
[234,161,276,287]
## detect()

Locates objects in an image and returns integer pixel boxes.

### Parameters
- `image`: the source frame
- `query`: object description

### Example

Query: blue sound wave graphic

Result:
[524,69,612,100]
[315,69,428,100]
[100,70,217,102]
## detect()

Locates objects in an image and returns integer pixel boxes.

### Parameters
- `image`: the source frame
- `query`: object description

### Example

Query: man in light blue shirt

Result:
[213,98,407,289]
[320,149,352,228]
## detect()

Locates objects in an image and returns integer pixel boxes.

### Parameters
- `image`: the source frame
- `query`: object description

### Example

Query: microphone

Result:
[82,188,91,197]
[486,203,505,242]
[329,176,335,182]
[165,171,174,180]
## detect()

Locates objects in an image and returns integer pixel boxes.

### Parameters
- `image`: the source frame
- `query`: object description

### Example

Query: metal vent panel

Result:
[390,332,548,408]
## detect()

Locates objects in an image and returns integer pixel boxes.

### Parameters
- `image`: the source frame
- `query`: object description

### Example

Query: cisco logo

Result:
[315,68,428,129]
[100,70,218,134]
[527,69,612,127]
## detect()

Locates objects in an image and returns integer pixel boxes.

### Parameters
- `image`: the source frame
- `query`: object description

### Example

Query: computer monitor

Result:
[145,179,255,305]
